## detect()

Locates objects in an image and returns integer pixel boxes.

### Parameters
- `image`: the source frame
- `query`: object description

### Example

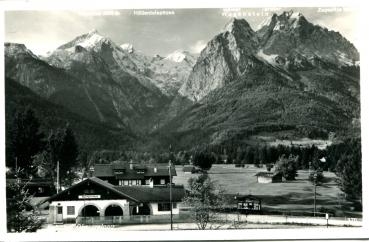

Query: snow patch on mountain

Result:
[165,50,187,62]
[120,43,134,53]
[256,50,279,66]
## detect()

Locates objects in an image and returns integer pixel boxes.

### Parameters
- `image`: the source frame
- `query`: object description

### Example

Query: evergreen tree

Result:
[6,107,44,176]
[335,139,362,202]
[33,124,79,188]
[7,169,43,232]
[193,151,215,172]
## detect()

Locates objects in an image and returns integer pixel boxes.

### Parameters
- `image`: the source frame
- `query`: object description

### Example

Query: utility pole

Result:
[313,173,317,217]
[169,160,173,230]
[56,160,60,193]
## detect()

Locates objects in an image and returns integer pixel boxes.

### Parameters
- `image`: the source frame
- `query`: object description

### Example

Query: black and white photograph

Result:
[1,1,368,240]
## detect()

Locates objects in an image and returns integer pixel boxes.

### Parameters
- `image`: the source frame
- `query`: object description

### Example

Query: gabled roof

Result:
[255,172,280,177]
[41,177,186,205]
[43,177,139,204]
[93,164,113,177]
[114,185,186,203]
[93,162,177,178]
[234,194,261,202]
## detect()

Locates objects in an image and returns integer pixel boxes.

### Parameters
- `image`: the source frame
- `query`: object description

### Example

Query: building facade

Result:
[255,172,282,183]
[92,161,177,187]
[44,177,185,224]
[235,194,262,214]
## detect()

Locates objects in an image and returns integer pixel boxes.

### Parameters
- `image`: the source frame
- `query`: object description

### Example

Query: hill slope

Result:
[5,77,137,152]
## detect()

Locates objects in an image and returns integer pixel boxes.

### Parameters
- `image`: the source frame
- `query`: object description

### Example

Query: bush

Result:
[275,154,298,180]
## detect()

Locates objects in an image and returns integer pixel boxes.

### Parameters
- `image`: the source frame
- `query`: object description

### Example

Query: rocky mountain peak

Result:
[5,43,38,59]
[57,29,115,51]
[257,11,359,66]
[223,18,253,33]
[259,11,309,33]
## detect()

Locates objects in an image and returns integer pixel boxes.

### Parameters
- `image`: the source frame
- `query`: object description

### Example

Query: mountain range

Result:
[5,11,360,152]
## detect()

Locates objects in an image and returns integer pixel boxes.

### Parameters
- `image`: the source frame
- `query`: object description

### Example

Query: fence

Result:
[217,213,362,227]
[76,213,192,225]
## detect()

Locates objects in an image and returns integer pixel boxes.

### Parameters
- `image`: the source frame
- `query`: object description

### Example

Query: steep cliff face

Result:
[155,12,360,147]
[179,18,261,102]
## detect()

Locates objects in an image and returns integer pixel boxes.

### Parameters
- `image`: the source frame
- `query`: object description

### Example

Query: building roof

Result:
[114,185,186,203]
[93,162,177,179]
[43,177,140,204]
[234,194,261,202]
[255,172,280,177]
[42,177,186,204]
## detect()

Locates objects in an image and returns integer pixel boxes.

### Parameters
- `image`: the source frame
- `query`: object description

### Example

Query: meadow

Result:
[174,164,360,217]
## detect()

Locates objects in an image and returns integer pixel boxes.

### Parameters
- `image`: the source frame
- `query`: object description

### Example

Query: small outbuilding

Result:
[234,194,262,214]
[255,172,282,183]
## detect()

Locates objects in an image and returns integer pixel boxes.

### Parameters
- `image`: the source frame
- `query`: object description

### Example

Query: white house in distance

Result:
[44,177,185,224]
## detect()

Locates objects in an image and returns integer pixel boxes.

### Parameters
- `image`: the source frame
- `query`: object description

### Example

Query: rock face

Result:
[148,50,197,96]
[157,12,360,147]
[180,12,359,103]
[257,11,359,68]
[179,18,261,102]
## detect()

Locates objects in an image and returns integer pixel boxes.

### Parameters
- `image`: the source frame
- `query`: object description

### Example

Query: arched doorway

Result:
[105,204,123,217]
[132,203,151,215]
[80,205,100,217]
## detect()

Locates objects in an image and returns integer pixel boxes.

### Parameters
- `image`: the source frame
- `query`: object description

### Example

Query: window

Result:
[160,179,165,185]
[172,203,177,209]
[67,206,75,215]
[145,179,150,185]
[123,180,129,186]
[57,206,63,214]
[158,203,171,211]
[83,189,95,194]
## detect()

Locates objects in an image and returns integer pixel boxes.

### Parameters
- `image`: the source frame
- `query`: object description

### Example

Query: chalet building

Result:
[255,172,282,183]
[234,194,262,214]
[92,161,176,187]
[44,177,185,224]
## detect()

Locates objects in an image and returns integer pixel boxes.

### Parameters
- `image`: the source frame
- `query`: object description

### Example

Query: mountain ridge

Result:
[5,11,360,151]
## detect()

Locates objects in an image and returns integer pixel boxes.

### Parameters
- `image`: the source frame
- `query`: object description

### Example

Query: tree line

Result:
[6,106,79,188]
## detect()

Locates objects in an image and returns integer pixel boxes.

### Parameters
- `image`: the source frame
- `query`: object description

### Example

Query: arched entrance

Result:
[132,203,151,215]
[104,204,123,217]
[80,205,100,217]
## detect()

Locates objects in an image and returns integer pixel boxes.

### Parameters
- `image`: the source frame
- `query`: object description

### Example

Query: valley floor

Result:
[174,164,361,217]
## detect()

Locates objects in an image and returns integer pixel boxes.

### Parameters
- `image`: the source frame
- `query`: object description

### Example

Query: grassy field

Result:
[174,164,360,217]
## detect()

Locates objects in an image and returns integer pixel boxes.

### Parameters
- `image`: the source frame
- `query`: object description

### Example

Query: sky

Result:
[5,7,359,56]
